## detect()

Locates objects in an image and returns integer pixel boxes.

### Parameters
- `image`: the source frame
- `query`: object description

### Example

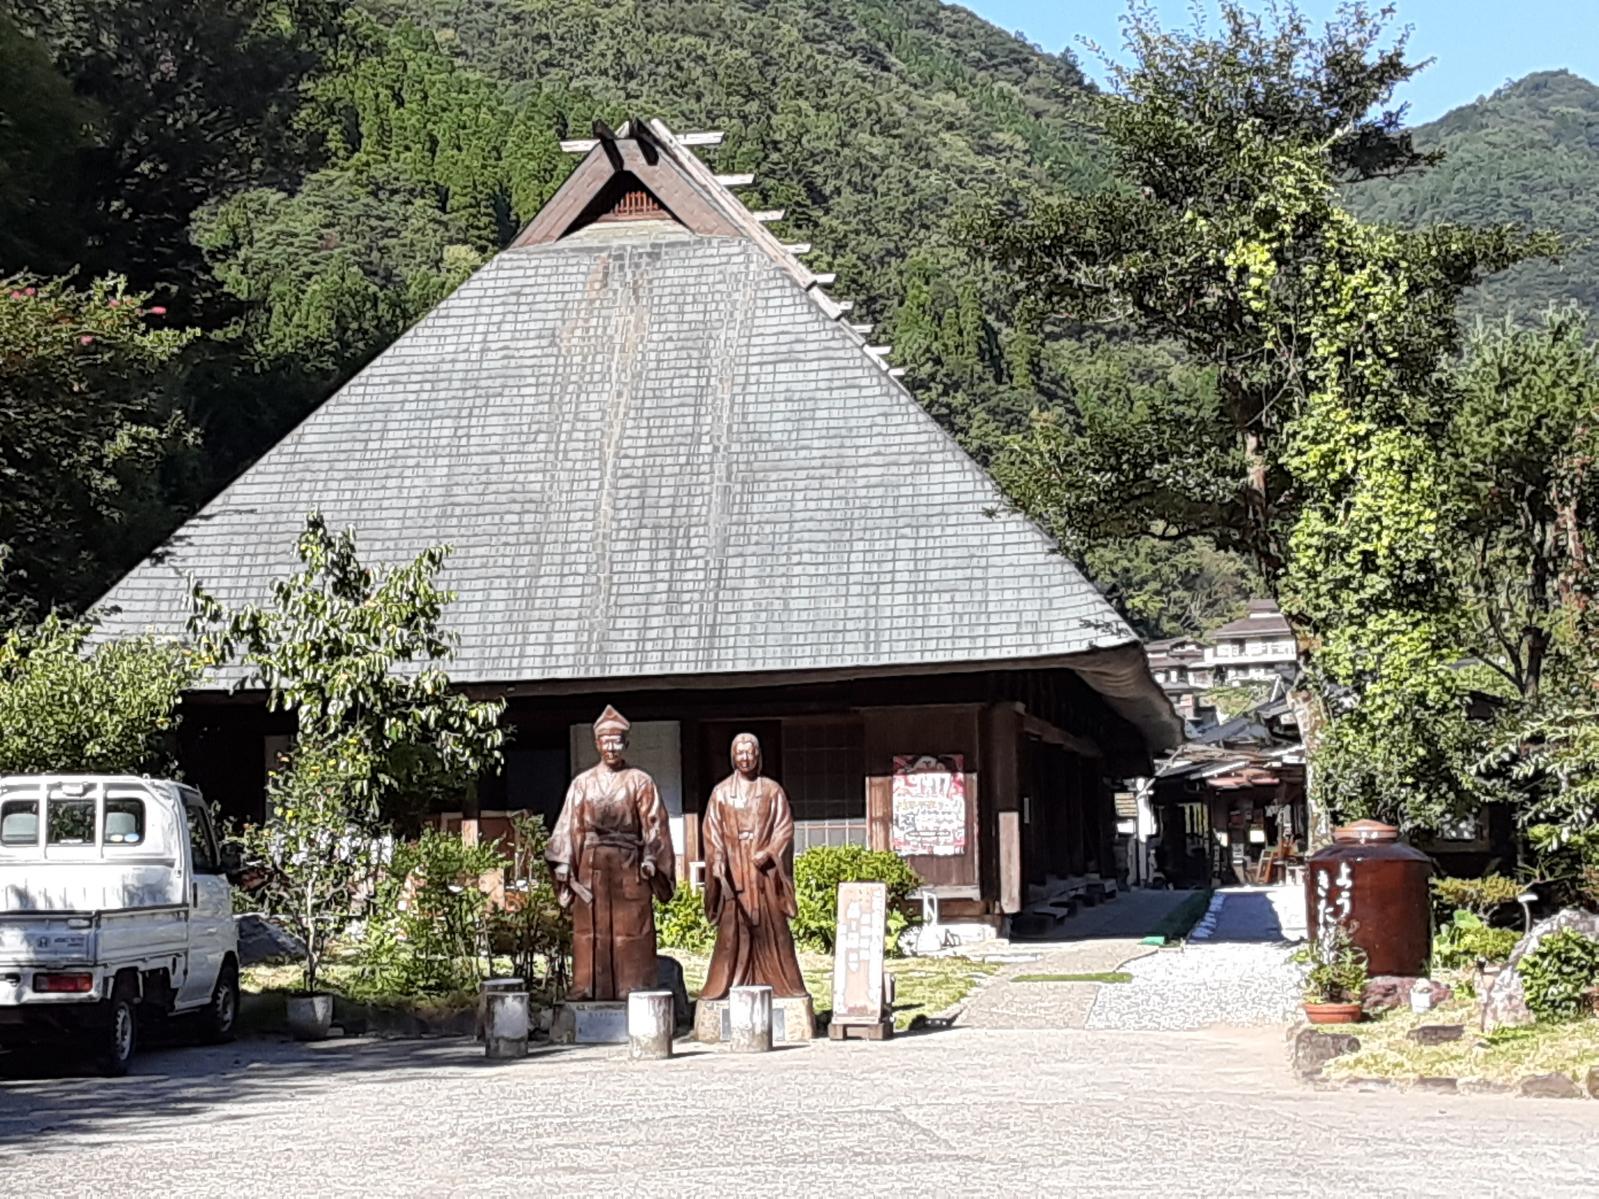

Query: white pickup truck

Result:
[0,775,239,1075]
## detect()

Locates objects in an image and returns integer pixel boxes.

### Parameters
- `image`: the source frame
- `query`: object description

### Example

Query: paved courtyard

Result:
[4,889,1594,1194]
[4,1009,1597,1195]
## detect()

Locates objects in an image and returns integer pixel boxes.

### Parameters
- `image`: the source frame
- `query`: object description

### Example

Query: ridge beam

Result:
[560,130,725,153]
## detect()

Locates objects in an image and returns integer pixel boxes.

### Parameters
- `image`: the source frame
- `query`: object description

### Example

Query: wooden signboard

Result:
[828,881,892,1041]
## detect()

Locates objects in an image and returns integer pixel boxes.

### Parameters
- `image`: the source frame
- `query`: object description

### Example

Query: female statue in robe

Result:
[700,733,809,1000]
[547,705,675,1001]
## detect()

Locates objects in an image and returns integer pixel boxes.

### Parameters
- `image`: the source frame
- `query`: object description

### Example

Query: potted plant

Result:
[1293,923,1369,1024]
[236,737,379,1041]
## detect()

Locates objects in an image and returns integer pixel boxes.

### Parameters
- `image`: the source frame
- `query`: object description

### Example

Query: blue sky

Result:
[965,1,1599,124]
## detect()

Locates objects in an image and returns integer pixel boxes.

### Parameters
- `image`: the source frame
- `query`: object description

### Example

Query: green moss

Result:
[1013,971,1132,984]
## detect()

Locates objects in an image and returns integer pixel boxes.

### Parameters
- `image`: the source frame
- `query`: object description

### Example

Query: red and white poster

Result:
[891,754,967,857]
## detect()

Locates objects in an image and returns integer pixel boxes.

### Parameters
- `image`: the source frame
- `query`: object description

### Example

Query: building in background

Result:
[93,119,1181,946]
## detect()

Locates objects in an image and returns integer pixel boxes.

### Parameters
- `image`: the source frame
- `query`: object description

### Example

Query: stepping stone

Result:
[1407,1023,1465,1045]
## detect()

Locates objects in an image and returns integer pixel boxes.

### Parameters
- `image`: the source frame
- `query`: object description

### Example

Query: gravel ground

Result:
[5,1023,1597,1195]
[1086,887,1307,1031]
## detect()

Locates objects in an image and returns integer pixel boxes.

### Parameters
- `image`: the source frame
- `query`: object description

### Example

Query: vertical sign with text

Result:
[830,881,887,1024]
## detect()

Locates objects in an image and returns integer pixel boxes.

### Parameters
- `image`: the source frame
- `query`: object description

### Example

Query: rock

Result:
[1293,1027,1360,1077]
[1587,1066,1599,1099]
[236,913,306,966]
[1519,1072,1581,1099]
[1416,1076,1459,1093]
[655,954,692,1031]
[1458,1078,1511,1095]
[1482,909,1599,1031]
[1362,975,1453,1016]
[1407,1023,1465,1046]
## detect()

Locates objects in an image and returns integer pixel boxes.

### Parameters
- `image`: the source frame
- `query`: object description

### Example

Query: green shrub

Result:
[654,884,716,953]
[1432,911,1520,970]
[363,829,504,996]
[1520,928,1599,1022]
[491,813,570,1004]
[1291,923,1368,1004]
[1431,874,1523,920]
[792,845,922,955]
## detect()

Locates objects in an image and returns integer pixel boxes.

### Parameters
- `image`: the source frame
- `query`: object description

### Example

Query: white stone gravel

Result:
[1087,887,1308,1030]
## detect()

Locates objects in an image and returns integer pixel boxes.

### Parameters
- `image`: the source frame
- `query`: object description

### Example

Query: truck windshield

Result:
[47,798,96,845]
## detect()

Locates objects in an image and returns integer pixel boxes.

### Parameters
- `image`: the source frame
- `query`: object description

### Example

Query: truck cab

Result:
[0,775,239,1075]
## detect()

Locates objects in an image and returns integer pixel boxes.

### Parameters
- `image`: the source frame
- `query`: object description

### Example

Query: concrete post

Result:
[484,988,529,1059]
[627,990,675,1060]
[729,985,773,1053]
[478,977,525,1041]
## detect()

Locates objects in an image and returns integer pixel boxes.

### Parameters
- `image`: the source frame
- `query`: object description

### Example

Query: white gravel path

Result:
[1087,886,1308,1030]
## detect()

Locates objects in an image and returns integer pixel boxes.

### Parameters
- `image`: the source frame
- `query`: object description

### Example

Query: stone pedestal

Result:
[627,990,674,1060]
[694,993,815,1044]
[729,986,773,1053]
[551,1000,629,1044]
[477,977,525,1041]
[484,989,529,1059]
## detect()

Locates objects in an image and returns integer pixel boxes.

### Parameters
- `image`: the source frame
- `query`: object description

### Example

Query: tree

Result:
[190,511,507,830]
[981,3,1553,832]
[0,274,195,617]
[1449,310,1599,704]
[0,611,202,775]
[236,733,383,996]
[3,0,346,303]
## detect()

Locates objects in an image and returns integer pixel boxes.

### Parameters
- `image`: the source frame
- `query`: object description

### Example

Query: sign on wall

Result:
[890,753,967,857]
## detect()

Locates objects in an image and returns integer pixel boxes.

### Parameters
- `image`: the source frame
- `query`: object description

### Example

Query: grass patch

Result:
[672,950,999,1031]
[1013,971,1132,984]
[243,947,1001,1035]
[1322,975,1599,1086]
[1142,889,1214,945]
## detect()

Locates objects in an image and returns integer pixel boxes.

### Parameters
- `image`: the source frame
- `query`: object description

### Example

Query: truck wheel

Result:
[198,962,239,1045]
[95,988,138,1077]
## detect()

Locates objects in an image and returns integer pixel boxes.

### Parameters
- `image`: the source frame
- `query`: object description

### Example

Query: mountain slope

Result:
[1351,70,1599,322]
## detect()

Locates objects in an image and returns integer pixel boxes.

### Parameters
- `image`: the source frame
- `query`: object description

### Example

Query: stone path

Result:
[1086,886,1307,1031]
[955,888,1189,1029]
[5,1022,1596,1194]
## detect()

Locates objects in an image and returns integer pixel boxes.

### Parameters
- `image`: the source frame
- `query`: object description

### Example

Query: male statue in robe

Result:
[547,705,675,1001]
[700,732,810,1000]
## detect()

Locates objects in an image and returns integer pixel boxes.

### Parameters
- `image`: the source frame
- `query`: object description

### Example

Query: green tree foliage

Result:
[193,15,572,378]
[0,274,195,616]
[237,733,384,994]
[1448,311,1599,703]
[982,3,1553,831]
[1350,70,1599,323]
[190,511,507,829]
[1,0,346,301]
[365,828,505,995]
[0,611,202,775]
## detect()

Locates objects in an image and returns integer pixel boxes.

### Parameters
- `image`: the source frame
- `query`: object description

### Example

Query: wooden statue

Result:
[701,732,809,999]
[547,705,675,1001]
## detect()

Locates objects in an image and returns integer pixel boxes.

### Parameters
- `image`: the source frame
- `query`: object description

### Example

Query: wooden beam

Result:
[715,173,755,187]
[848,322,874,334]
[751,209,785,223]
[888,367,907,379]
[812,271,837,284]
[867,344,891,356]
[560,130,724,153]
[835,300,855,312]
[783,242,813,255]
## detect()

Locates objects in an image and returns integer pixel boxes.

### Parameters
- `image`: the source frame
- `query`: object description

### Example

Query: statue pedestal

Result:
[693,993,815,1043]
[551,1001,629,1044]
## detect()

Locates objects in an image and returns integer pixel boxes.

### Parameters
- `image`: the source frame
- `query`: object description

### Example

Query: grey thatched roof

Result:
[93,123,1180,751]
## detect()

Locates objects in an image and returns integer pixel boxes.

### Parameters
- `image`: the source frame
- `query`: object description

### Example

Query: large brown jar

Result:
[1304,820,1431,977]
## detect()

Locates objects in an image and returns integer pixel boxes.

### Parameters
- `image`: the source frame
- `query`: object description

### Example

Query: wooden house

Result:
[93,120,1181,940]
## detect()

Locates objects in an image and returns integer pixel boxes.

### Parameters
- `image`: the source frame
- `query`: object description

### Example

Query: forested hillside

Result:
[2,0,1594,641]
[1350,70,1599,321]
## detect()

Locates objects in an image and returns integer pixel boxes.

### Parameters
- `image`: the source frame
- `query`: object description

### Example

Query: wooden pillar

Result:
[984,703,1023,915]
[461,779,480,847]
